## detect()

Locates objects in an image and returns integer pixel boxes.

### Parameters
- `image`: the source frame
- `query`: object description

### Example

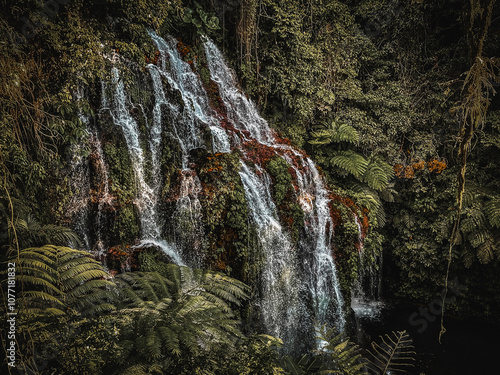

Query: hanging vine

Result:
[237,0,259,67]
[440,0,499,343]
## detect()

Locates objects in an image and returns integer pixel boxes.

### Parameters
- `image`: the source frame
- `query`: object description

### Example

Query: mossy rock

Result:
[197,151,250,279]
[264,156,305,243]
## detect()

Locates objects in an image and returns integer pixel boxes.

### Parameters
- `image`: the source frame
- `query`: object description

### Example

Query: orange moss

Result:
[273,131,292,146]
[328,193,370,252]
[145,50,160,65]
[107,244,144,272]
[241,140,277,165]
[394,157,447,179]
[427,158,447,173]
[176,40,190,58]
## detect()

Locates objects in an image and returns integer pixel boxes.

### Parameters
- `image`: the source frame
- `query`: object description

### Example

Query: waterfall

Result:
[72,30,348,351]
[281,150,346,332]
[148,31,231,265]
[105,67,185,265]
[149,31,231,156]
[351,215,383,320]
[204,39,346,339]
[170,169,205,267]
[67,135,91,250]
[88,131,112,256]
[239,162,303,346]
[108,67,159,239]
[304,158,345,331]
[67,86,93,251]
[204,39,274,145]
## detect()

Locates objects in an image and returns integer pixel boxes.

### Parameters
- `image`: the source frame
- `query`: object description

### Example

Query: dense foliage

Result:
[1,0,500,373]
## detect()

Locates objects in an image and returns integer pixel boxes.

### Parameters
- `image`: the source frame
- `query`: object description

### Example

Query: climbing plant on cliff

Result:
[440,0,500,341]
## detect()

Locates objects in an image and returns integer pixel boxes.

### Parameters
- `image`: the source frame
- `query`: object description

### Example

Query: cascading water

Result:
[67,86,94,251]
[149,31,231,156]
[204,39,274,145]
[351,215,383,321]
[88,131,113,256]
[147,31,233,265]
[71,30,350,352]
[281,150,346,332]
[108,68,160,239]
[239,162,303,346]
[67,131,91,250]
[105,67,185,265]
[204,40,346,341]
[304,158,346,331]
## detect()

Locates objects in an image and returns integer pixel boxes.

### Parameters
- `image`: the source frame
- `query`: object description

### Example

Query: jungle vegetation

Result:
[1,0,500,374]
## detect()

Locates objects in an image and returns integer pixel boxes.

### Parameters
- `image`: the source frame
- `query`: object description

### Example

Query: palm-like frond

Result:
[316,325,367,375]
[281,354,324,374]
[352,185,386,227]
[112,266,250,363]
[8,214,82,248]
[485,198,500,228]
[8,245,115,316]
[366,331,415,375]
[330,151,369,179]
[476,235,499,264]
[361,158,394,192]
[310,121,359,145]
[460,193,500,265]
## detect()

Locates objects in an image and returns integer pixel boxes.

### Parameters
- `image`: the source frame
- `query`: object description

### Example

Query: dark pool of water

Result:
[353,301,500,375]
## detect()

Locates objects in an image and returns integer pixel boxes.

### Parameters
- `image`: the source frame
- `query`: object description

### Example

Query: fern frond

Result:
[310,121,359,145]
[68,280,116,298]
[15,275,60,294]
[477,236,496,263]
[145,330,162,359]
[10,245,114,316]
[158,326,181,356]
[120,364,149,375]
[485,198,500,227]
[21,291,65,305]
[281,354,325,375]
[366,331,415,375]
[316,325,367,375]
[362,158,394,192]
[112,266,249,362]
[352,185,386,227]
[8,215,82,248]
[330,151,369,179]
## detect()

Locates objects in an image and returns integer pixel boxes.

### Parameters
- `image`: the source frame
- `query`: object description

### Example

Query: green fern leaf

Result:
[310,121,359,145]
[485,198,500,227]
[366,331,415,375]
[316,325,367,375]
[330,151,368,179]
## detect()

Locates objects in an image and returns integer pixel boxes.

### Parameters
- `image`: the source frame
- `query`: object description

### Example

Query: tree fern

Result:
[281,354,324,374]
[485,198,500,227]
[361,158,394,192]
[316,325,367,375]
[309,119,393,231]
[352,185,386,227]
[112,266,250,365]
[476,235,498,264]
[310,121,359,145]
[459,189,500,265]
[9,245,115,316]
[366,330,415,375]
[330,151,369,179]
[7,214,82,249]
